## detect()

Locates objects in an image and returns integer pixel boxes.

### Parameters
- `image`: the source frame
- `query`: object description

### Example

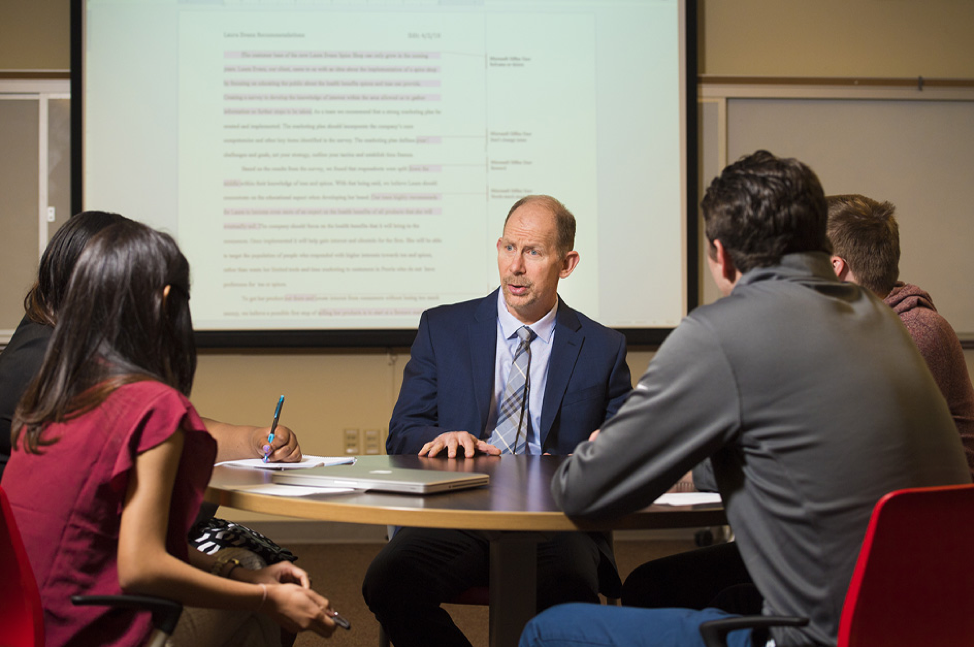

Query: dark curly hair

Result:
[701,150,830,273]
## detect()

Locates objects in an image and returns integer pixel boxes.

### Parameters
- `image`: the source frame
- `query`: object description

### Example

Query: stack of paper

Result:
[216,455,355,470]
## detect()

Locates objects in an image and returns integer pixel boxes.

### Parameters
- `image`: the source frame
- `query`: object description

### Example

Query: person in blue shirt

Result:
[363,195,632,647]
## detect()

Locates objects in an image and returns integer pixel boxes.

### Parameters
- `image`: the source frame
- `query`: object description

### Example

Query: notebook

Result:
[271,462,489,494]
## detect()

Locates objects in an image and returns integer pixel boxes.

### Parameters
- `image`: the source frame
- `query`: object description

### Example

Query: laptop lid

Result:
[271,462,489,494]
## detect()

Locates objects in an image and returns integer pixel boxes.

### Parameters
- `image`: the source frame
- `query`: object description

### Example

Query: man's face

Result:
[496,202,578,324]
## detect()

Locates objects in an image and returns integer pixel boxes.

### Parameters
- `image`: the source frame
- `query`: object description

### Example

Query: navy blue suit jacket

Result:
[388,289,632,456]
[386,290,632,594]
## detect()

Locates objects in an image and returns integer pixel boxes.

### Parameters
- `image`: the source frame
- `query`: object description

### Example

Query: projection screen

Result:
[73,0,696,347]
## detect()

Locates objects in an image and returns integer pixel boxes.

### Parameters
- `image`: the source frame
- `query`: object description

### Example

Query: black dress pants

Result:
[362,526,602,647]
[621,541,763,615]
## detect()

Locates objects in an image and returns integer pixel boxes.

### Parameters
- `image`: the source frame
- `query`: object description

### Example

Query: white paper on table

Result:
[653,492,722,506]
[229,483,354,497]
[216,455,355,470]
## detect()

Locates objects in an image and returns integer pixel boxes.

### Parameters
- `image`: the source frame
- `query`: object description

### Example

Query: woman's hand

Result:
[264,584,339,637]
[233,561,311,588]
[253,424,303,463]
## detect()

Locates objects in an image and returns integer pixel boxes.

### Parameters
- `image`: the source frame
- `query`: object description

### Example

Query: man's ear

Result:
[559,250,580,279]
[830,255,849,281]
[713,239,738,283]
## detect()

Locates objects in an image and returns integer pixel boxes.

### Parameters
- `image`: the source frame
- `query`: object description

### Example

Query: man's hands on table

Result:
[420,431,502,458]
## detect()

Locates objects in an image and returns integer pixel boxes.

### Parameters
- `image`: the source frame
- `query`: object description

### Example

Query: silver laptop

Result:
[271,462,489,494]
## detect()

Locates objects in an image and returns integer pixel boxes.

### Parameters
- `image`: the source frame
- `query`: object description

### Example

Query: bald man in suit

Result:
[363,195,632,647]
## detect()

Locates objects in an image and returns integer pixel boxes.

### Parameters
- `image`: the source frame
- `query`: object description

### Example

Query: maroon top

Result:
[3,380,215,647]
[886,282,974,474]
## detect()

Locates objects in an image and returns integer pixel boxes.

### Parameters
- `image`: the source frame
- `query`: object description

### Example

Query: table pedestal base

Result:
[488,531,550,647]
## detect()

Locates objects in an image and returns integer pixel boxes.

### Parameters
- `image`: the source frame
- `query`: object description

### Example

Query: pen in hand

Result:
[330,609,351,630]
[262,395,285,463]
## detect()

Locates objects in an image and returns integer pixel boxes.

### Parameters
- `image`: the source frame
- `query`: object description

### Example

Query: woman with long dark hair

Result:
[0,211,126,476]
[4,220,338,646]
[0,211,303,480]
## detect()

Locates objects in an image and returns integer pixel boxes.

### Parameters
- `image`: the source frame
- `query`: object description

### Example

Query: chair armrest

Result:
[699,615,808,647]
[71,595,183,636]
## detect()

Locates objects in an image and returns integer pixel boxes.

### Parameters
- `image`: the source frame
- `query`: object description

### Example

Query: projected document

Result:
[178,12,596,329]
[82,0,687,336]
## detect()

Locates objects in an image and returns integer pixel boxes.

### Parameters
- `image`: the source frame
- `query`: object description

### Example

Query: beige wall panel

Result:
[192,350,404,457]
[0,99,40,333]
[0,0,70,71]
[700,0,974,78]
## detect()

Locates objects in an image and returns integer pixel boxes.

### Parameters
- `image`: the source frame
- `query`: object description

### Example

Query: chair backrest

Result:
[0,485,45,647]
[837,483,974,647]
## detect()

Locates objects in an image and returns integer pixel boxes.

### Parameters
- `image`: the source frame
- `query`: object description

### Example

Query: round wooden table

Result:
[207,454,725,647]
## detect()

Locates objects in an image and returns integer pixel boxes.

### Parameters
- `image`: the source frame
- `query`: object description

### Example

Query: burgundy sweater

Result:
[886,282,974,474]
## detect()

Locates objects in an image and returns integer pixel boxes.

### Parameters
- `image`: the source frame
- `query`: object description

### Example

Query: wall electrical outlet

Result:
[343,428,360,455]
[364,429,382,454]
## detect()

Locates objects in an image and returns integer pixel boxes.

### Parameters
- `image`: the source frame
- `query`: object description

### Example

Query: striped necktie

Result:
[488,326,535,454]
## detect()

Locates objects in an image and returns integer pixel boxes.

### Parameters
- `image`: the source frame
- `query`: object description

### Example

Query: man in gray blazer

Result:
[520,152,971,647]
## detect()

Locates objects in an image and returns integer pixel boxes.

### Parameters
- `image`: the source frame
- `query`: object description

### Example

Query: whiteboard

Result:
[724,97,974,337]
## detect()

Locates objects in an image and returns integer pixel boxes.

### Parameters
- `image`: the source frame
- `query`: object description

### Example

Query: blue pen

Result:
[263,395,285,463]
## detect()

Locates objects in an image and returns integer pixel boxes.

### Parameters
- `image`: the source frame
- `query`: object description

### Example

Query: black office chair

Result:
[70,596,183,647]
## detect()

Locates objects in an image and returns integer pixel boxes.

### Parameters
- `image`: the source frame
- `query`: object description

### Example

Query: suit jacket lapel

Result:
[469,290,499,435]
[541,299,583,446]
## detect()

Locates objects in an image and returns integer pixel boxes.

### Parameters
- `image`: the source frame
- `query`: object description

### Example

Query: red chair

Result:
[0,484,45,647]
[0,485,183,647]
[700,483,974,647]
